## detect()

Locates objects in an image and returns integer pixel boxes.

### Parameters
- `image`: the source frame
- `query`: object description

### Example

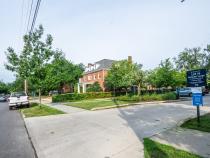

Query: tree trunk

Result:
[138,83,141,96]
[125,88,128,96]
[39,88,41,108]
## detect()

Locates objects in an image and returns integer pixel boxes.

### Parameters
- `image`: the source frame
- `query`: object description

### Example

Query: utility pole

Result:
[24,79,28,94]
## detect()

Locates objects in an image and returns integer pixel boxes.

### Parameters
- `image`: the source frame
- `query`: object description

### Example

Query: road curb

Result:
[147,110,210,140]
[20,112,38,158]
[91,99,188,111]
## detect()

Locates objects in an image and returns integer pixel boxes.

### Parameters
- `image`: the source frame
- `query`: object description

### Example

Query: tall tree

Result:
[0,81,9,94]
[5,25,55,106]
[105,60,140,95]
[44,50,83,92]
[147,58,176,88]
[174,47,207,71]
[204,44,210,70]
[133,64,145,95]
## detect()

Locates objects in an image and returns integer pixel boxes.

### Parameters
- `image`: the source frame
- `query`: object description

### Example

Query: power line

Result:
[24,0,31,34]
[29,0,42,34]
[20,0,25,36]
[26,0,34,33]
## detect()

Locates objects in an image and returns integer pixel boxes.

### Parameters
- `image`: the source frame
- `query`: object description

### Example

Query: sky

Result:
[0,0,210,83]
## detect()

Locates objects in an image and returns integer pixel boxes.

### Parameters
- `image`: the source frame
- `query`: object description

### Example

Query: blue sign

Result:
[192,93,203,106]
[187,69,207,87]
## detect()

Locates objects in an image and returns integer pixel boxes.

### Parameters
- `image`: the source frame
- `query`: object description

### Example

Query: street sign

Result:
[192,92,203,123]
[187,69,207,87]
[192,93,203,106]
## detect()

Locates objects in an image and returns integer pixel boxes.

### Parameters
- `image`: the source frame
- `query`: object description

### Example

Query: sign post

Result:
[187,69,206,124]
[192,92,203,123]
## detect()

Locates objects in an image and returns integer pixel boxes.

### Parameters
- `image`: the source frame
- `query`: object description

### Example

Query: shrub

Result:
[116,92,177,102]
[140,94,162,101]
[115,95,140,102]
[52,92,112,102]
[161,92,177,100]
[86,82,103,92]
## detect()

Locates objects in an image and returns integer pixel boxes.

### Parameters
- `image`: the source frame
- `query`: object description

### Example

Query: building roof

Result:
[84,59,115,74]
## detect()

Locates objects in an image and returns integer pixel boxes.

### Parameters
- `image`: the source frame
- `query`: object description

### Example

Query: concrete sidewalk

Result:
[151,127,210,158]
[46,103,86,114]
[24,102,210,158]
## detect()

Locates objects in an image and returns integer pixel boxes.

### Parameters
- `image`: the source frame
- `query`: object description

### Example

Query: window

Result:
[88,76,92,80]
[94,75,96,80]
[98,73,101,79]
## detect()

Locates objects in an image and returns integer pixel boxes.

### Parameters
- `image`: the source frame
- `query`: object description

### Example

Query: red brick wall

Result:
[80,70,108,91]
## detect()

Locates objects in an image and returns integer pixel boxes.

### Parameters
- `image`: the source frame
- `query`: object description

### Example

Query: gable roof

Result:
[85,59,115,74]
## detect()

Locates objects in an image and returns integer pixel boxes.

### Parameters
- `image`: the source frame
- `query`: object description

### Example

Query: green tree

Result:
[204,44,210,70]
[6,78,24,93]
[44,50,83,92]
[0,81,9,94]
[172,70,186,87]
[86,82,102,92]
[105,60,140,95]
[147,59,176,88]
[133,64,145,95]
[5,25,55,106]
[174,47,207,71]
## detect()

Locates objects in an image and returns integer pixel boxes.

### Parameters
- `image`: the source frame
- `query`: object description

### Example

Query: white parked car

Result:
[8,92,30,110]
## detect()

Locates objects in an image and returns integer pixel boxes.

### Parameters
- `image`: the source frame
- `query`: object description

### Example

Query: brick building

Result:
[78,59,115,93]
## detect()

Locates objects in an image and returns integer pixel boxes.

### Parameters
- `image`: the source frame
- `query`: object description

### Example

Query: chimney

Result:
[128,56,132,63]
[88,63,92,67]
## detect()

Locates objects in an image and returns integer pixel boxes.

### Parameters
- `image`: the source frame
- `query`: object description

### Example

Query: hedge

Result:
[116,92,177,102]
[52,92,112,102]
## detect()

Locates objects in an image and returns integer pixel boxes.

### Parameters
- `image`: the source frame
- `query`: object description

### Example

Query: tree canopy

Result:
[174,47,208,71]
[105,60,141,93]
[44,50,83,91]
[5,25,54,90]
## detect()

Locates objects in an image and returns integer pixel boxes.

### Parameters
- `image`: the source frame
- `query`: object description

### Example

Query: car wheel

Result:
[189,93,192,97]
[26,104,30,108]
[9,106,12,110]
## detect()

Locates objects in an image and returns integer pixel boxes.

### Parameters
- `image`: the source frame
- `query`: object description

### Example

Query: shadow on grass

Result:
[144,138,201,158]
[181,113,210,132]
[18,102,38,110]
[144,138,168,158]
[112,98,119,106]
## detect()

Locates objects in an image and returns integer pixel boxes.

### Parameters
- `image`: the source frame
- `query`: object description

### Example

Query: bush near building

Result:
[53,92,176,103]
[116,92,177,102]
[52,92,112,102]
[86,82,103,92]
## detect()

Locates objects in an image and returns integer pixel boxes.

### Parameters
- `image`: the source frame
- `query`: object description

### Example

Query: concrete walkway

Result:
[46,103,86,114]
[151,127,210,158]
[24,102,210,158]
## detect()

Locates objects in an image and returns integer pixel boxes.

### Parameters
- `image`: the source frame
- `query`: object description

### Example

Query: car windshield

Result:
[179,88,190,91]
[11,92,26,97]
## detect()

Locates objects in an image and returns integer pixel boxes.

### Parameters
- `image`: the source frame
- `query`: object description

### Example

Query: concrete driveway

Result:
[25,102,209,158]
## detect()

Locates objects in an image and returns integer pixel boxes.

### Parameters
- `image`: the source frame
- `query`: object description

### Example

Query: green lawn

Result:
[144,138,202,158]
[65,98,137,110]
[21,103,65,118]
[181,113,210,132]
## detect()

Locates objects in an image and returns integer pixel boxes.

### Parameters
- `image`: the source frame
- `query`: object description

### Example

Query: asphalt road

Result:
[0,102,35,158]
[177,94,210,106]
